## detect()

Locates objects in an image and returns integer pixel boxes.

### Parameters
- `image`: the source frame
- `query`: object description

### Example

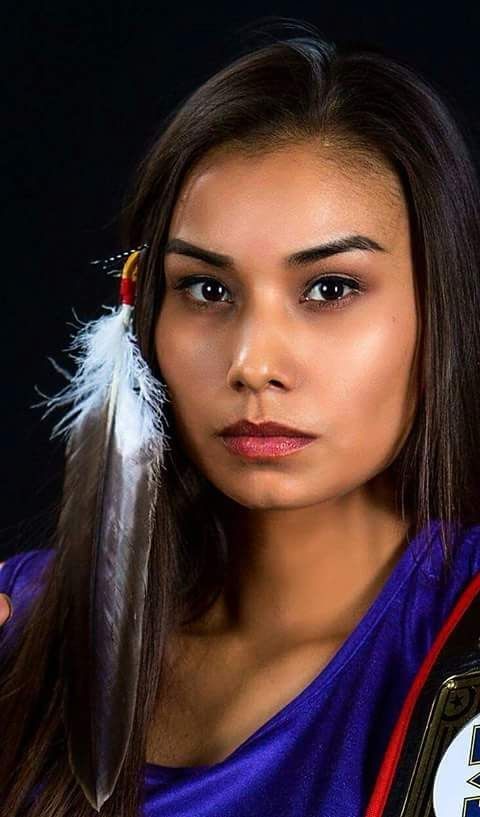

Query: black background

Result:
[2,2,479,559]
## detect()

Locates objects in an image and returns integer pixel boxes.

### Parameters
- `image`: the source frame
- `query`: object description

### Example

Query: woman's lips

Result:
[220,435,315,459]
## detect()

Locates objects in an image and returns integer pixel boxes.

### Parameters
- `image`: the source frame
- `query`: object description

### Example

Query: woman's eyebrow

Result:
[164,234,387,270]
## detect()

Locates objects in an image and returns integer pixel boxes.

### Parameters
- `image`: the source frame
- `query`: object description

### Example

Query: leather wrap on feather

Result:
[36,249,170,812]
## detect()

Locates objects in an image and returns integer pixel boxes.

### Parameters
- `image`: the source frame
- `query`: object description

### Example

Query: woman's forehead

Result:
[167,144,407,262]
[177,142,400,202]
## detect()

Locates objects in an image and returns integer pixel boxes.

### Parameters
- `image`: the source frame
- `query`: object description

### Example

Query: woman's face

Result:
[155,142,420,512]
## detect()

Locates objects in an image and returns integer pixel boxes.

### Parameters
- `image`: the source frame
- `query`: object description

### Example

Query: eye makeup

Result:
[170,272,367,313]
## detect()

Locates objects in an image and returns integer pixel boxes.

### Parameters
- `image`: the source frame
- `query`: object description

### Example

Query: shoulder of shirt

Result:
[0,549,55,653]
[459,522,480,564]
[0,547,54,571]
[0,548,55,599]
[452,522,480,550]
[432,522,480,583]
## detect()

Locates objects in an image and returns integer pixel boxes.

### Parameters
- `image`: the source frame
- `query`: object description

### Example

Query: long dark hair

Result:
[2,18,480,817]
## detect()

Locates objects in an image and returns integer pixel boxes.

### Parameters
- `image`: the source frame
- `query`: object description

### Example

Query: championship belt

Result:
[365,571,480,817]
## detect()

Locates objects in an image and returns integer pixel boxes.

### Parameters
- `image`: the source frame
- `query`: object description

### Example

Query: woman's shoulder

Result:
[0,547,55,613]
[419,520,480,574]
[448,521,480,573]
[416,521,480,622]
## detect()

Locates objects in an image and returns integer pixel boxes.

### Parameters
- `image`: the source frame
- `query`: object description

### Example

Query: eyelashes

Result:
[171,273,366,312]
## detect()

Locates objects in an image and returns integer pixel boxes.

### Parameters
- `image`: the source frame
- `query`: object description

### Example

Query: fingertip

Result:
[0,593,13,624]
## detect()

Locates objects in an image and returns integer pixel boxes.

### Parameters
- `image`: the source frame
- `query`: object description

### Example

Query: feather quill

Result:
[34,249,170,811]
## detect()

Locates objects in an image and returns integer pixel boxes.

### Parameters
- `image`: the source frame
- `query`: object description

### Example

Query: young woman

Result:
[1,21,480,817]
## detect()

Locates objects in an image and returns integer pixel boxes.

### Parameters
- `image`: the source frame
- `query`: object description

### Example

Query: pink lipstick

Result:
[221,435,315,459]
[218,419,317,460]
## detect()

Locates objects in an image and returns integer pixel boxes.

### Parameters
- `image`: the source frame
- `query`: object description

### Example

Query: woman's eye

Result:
[173,276,231,306]
[172,274,363,311]
[303,276,362,308]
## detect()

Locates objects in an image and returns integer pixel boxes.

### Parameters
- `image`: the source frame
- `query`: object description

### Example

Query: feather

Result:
[34,250,170,811]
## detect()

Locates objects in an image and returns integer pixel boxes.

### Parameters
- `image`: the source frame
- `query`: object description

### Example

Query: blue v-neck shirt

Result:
[1,518,479,816]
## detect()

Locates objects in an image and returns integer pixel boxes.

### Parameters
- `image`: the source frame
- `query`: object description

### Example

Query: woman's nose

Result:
[225,313,298,394]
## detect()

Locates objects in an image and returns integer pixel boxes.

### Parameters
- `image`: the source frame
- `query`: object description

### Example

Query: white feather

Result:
[33,303,171,462]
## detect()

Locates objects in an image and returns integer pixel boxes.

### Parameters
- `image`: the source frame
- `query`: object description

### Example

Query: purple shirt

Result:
[1,518,480,816]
